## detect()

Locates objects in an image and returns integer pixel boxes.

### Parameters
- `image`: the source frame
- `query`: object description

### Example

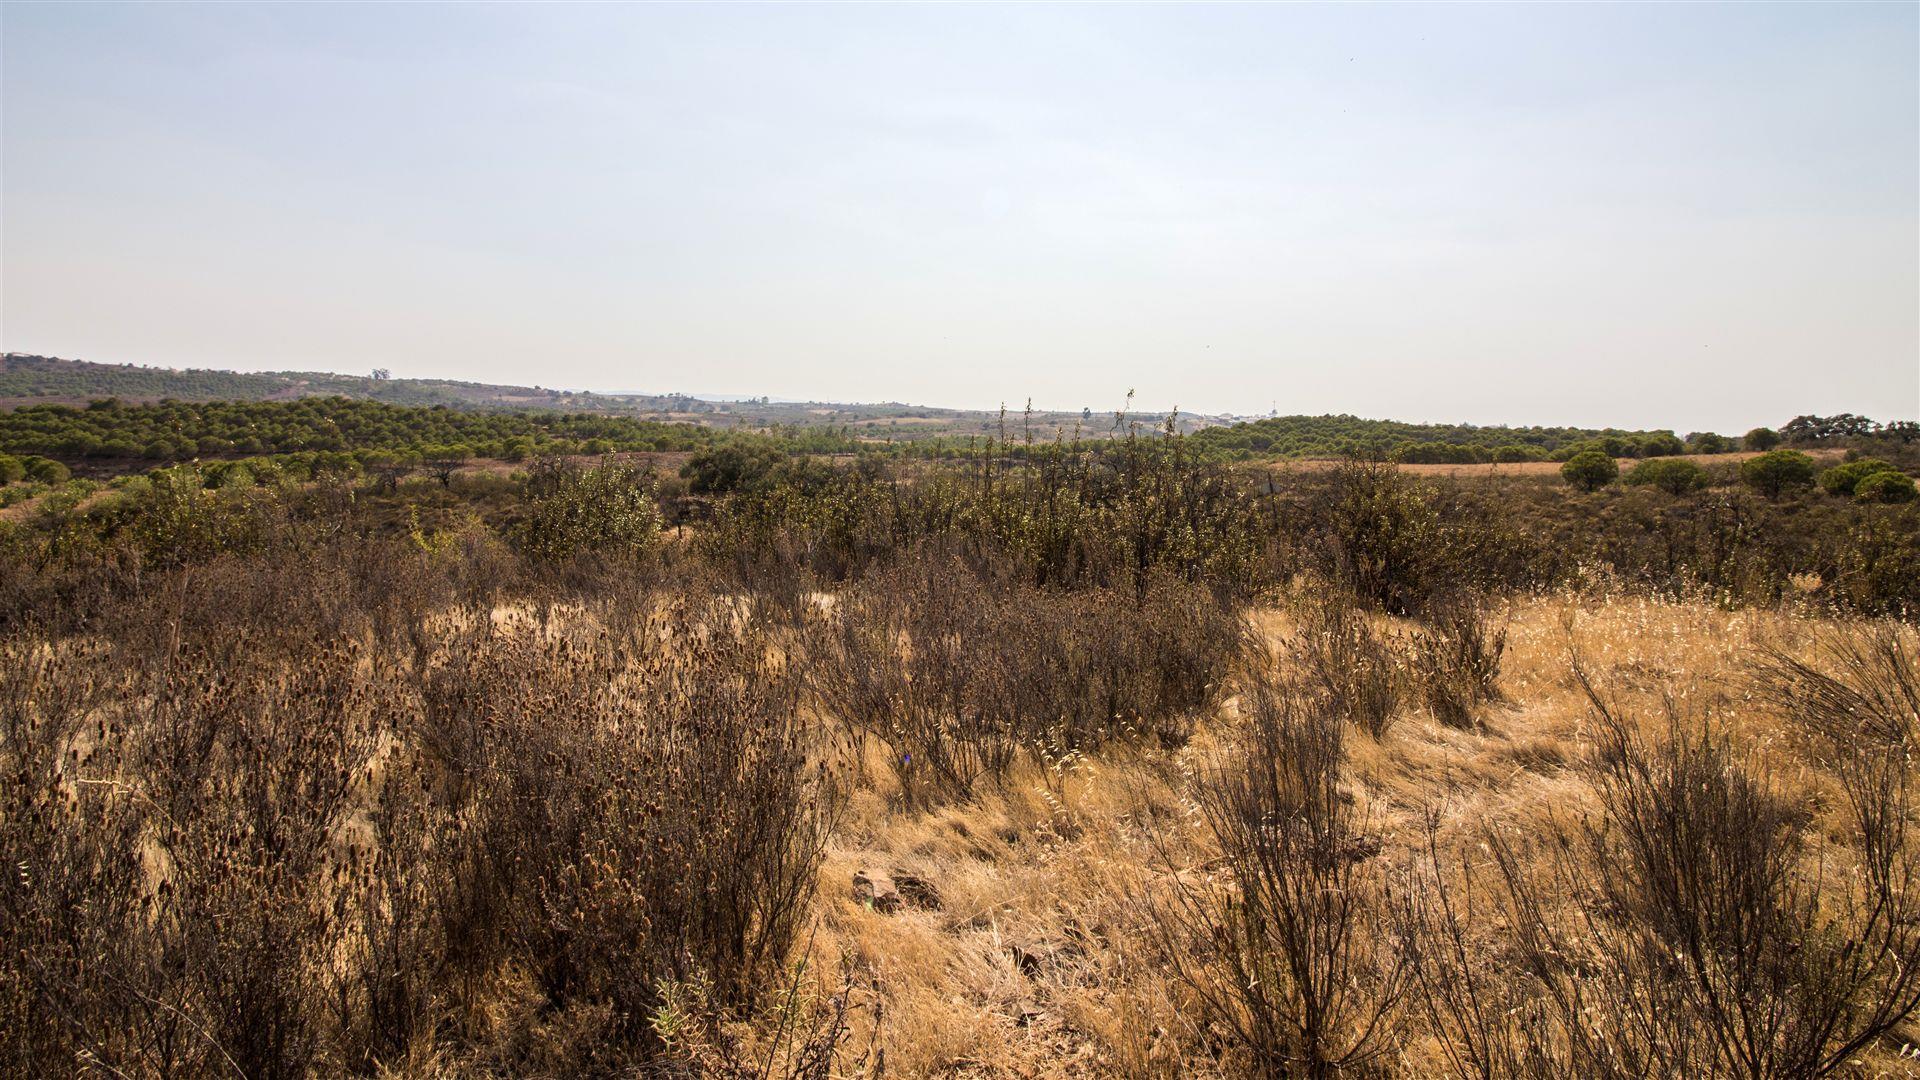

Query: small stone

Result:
[892,869,941,910]
[852,868,902,914]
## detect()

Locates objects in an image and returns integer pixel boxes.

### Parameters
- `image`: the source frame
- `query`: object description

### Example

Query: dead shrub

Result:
[1408,662,1920,1079]
[1412,597,1507,729]
[1755,620,1919,750]
[1147,673,1411,1077]
[0,561,846,1076]
[811,552,1244,805]
[1290,588,1408,739]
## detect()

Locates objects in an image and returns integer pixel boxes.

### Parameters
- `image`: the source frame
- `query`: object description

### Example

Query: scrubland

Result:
[4,441,1919,1078]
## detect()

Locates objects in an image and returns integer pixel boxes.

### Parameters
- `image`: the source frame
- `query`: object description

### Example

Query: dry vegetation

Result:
[4,447,1919,1078]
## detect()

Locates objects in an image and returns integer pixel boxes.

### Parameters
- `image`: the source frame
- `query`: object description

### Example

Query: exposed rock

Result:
[852,868,902,913]
[1006,936,1085,977]
[892,869,941,910]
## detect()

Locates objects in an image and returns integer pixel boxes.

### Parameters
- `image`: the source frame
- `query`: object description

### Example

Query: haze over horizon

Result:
[4,3,1916,433]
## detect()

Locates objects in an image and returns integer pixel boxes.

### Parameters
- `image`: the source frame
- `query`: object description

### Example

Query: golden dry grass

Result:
[790,592,1919,1078]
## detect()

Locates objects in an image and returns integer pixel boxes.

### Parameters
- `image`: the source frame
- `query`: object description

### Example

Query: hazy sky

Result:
[4,3,1915,431]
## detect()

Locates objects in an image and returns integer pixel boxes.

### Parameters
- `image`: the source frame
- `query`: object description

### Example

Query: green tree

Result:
[0,454,23,484]
[21,456,68,484]
[1624,457,1709,495]
[1743,427,1781,451]
[1740,449,1816,498]
[1560,450,1619,492]
[681,444,782,495]
[520,461,662,563]
[1819,458,1899,497]
[1634,432,1686,457]
[1853,470,1916,504]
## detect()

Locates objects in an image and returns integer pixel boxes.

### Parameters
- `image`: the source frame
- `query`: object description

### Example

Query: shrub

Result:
[20,455,68,484]
[1755,621,1918,749]
[1822,506,1920,617]
[682,444,784,495]
[448,599,838,1034]
[1147,675,1410,1076]
[120,463,272,564]
[0,569,843,1074]
[1740,449,1816,499]
[1853,469,1915,504]
[1743,426,1781,451]
[1307,459,1441,614]
[812,553,1243,804]
[0,454,22,484]
[1819,457,1899,497]
[518,459,661,563]
[1412,597,1506,728]
[1290,588,1407,739]
[1411,662,1920,1078]
[1635,432,1685,457]
[1559,450,1618,492]
[1624,457,1709,495]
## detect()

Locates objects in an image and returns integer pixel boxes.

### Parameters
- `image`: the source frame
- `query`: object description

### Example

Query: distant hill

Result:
[0,353,621,411]
[0,355,1727,461]
[1191,413,1695,462]
[0,354,1209,442]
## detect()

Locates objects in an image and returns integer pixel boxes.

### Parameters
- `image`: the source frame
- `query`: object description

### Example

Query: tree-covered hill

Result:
[0,353,610,410]
[0,396,860,465]
[1190,413,1705,462]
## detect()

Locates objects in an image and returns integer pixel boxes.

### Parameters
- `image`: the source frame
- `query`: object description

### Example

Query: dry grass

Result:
[793,593,1920,1078]
[7,548,1917,1077]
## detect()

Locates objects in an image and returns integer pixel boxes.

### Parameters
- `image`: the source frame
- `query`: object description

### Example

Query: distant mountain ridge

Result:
[0,354,1206,440]
[0,354,1736,460]
[0,353,629,411]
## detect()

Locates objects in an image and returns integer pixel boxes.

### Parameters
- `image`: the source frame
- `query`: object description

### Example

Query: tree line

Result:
[0,396,863,466]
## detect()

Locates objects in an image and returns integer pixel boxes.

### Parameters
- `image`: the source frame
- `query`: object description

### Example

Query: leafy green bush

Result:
[1560,450,1619,492]
[1820,458,1900,497]
[20,456,68,484]
[1741,449,1817,499]
[123,465,272,564]
[518,460,662,563]
[681,444,784,495]
[1636,432,1686,457]
[0,454,22,484]
[1307,460,1442,613]
[1743,427,1781,451]
[1854,470,1916,504]
[1625,458,1710,495]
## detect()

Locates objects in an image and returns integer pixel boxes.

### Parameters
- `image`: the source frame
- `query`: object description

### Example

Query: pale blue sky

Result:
[3,2,1915,430]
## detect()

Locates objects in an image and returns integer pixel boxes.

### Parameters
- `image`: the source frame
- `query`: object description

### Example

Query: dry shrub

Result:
[811,552,1244,805]
[1412,597,1507,729]
[649,958,884,1080]
[0,565,848,1076]
[2,634,384,1079]
[1755,620,1919,749]
[1147,671,1411,1078]
[1409,658,1920,1079]
[1290,588,1408,739]
[1303,458,1442,616]
[453,601,837,1037]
